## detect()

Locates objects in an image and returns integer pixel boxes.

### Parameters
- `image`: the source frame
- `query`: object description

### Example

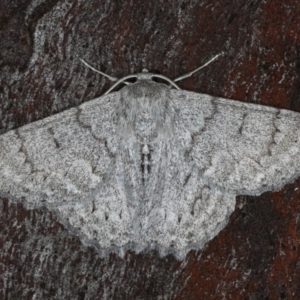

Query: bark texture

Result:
[1,0,300,299]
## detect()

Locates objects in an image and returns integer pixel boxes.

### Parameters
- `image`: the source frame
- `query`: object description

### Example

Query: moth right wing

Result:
[171,89,300,196]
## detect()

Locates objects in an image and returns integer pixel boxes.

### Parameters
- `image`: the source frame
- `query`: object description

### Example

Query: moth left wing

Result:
[0,93,120,207]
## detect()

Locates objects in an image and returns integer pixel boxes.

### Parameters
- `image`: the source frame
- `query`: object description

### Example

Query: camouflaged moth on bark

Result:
[1,54,300,259]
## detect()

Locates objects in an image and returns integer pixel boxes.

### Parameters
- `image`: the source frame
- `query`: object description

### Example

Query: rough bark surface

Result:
[1,0,300,299]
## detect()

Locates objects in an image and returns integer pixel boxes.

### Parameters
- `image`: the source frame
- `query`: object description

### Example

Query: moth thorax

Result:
[120,81,174,141]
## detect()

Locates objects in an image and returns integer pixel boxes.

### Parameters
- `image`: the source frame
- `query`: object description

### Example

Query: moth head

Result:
[104,71,180,95]
[77,52,223,95]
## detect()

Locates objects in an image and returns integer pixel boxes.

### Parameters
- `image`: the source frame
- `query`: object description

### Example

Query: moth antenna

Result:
[76,55,119,82]
[152,74,181,90]
[174,52,224,82]
[104,74,139,95]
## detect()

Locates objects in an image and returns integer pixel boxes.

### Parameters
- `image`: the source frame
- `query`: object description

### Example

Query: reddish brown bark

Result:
[1,0,300,299]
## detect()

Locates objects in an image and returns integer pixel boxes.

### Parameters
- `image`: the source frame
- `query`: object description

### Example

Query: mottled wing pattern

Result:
[171,90,300,196]
[2,86,300,258]
[0,92,139,253]
[131,92,237,256]
[0,93,120,207]
[133,135,237,257]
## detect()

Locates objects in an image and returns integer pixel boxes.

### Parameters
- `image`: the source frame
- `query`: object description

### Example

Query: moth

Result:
[1,54,300,259]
